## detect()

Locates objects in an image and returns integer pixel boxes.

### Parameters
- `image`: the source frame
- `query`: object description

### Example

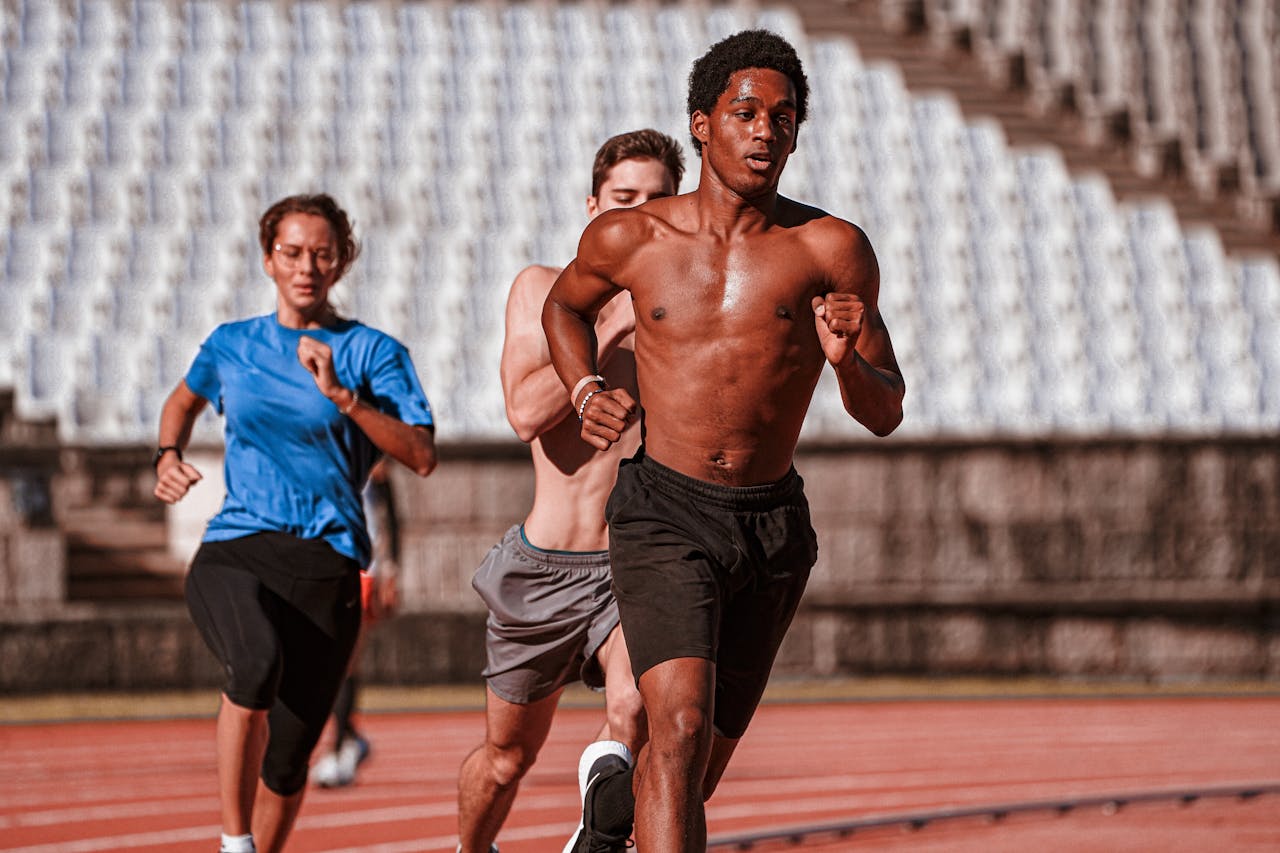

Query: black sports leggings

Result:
[185,532,362,795]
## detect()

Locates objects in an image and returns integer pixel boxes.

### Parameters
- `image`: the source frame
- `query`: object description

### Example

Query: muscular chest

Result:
[627,236,820,337]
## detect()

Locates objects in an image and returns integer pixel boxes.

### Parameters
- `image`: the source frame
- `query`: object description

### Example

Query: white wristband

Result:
[571,374,606,406]
[342,389,360,415]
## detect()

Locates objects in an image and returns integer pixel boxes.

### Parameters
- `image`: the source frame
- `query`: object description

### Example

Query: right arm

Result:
[502,265,634,442]
[541,215,640,451]
[153,380,207,504]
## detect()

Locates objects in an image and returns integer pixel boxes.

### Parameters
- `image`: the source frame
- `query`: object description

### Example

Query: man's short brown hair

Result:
[591,129,686,197]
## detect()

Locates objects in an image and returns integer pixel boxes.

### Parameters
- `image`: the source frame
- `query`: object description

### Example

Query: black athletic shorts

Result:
[185,531,362,795]
[605,450,817,739]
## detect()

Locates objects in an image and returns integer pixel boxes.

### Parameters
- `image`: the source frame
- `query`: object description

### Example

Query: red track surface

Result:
[2,696,1278,851]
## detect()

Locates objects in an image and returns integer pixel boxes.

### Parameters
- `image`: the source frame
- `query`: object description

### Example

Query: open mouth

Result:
[747,153,774,171]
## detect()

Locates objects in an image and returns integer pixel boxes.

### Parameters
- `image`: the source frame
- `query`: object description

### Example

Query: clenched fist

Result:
[812,292,865,365]
[154,456,203,504]
[297,335,345,401]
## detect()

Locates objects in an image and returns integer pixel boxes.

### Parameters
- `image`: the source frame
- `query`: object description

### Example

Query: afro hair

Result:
[686,29,809,155]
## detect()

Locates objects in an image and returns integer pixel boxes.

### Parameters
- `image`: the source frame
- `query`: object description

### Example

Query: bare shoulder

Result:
[580,195,689,266]
[777,198,878,294]
[510,264,563,298]
[506,264,563,331]
[779,197,873,254]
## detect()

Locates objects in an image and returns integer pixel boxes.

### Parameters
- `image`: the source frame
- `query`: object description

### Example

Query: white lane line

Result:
[1,793,575,852]
[317,820,580,853]
[0,796,216,828]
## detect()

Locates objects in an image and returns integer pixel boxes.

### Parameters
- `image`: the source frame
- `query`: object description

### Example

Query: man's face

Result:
[692,67,798,197]
[587,157,678,218]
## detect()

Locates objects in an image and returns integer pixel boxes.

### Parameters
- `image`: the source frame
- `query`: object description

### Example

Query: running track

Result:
[2,695,1278,851]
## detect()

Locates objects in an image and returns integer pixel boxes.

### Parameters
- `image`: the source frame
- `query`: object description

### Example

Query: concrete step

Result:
[67,574,186,602]
[68,546,184,578]
[790,0,1280,258]
[60,504,168,550]
[63,497,184,602]
[64,519,168,551]
[66,546,186,602]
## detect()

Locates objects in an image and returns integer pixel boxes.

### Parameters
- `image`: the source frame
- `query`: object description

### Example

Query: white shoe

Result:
[562,741,633,853]
[311,751,345,788]
[313,735,369,788]
[335,734,370,782]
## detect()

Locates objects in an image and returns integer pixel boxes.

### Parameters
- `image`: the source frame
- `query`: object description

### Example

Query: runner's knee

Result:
[224,649,282,710]
[605,682,645,743]
[485,740,540,788]
[261,753,308,796]
[653,703,712,761]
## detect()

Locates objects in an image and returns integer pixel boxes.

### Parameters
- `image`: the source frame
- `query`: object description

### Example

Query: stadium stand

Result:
[1,1,1278,691]
[1,0,1275,449]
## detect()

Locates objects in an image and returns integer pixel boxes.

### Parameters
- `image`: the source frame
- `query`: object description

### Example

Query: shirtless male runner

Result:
[543,30,905,852]
[456,129,685,853]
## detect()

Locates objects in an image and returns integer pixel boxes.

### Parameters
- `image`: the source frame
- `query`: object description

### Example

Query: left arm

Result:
[542,212,643,451]
[297,336,438,477]
[811,225,905,437]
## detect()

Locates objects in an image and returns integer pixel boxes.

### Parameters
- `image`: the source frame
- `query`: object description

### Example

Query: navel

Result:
[775,305,793,320]
[651,306,667,321]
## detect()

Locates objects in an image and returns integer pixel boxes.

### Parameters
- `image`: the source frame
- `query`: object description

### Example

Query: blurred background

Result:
[1,0,1277,694]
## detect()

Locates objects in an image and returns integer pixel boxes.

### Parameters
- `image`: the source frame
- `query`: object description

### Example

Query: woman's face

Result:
[263,212,342,321]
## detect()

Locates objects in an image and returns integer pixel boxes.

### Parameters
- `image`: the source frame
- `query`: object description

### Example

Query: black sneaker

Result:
[562,754,633,853]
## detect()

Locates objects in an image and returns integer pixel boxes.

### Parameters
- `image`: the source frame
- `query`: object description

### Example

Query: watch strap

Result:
[154,445,183,469]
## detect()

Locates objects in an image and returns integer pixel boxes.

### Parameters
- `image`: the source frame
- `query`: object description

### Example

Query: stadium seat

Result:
[182,0,236,56]
[15,332,76,423]
[16,0,69,50]
[1237,256,1280,418]
[59,51,124,110]
[2,46,62,109]
[0,0,1269,443]
[74,0,129,53]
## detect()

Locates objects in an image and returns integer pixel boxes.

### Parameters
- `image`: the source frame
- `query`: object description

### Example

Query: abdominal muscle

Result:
[521,415,641,552]
[641,413,805,487]
[635,345,820,488]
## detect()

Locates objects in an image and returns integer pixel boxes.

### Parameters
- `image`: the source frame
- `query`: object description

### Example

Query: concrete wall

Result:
[1,437,1276,691]
[0,447,65,607]
[787,438,1280,680]
[383,437,1280,682]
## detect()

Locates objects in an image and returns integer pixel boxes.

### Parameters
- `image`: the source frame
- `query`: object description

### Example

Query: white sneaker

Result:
[313,735,369,788]
[562,741,633,853]
[335,734,371,786]
[311,751,346,788]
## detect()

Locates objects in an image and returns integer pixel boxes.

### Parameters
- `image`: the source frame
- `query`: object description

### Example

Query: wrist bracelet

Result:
[342,389,360,415]
[578,388,606,422]
[571,373,606,406]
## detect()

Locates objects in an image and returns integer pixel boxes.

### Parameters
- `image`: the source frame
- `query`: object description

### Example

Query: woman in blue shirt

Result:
[154,194,436,853]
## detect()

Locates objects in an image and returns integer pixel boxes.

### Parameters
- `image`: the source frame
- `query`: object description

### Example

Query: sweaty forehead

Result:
[721,67,796,107]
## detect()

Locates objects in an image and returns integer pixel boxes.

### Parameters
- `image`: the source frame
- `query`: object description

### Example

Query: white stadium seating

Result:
[0,0,1275,443]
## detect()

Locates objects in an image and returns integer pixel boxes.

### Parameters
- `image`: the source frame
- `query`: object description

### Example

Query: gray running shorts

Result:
[471,524,620,704]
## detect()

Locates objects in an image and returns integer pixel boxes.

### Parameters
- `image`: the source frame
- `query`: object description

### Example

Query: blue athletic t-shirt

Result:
[184,315,433,567]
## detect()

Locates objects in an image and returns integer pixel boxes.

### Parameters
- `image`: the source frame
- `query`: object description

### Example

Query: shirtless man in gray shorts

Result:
[456,129,685,853]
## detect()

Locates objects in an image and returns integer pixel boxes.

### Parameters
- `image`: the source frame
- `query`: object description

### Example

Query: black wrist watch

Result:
[154,446,183,469]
